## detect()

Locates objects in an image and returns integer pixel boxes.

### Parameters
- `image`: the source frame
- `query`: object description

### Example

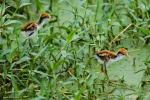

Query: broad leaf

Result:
[5,20,21,25]
[66,29,77,43]
[137,26,150,35]
[19,2,31,8]
[57,26,70,33]
[53,59,65,70]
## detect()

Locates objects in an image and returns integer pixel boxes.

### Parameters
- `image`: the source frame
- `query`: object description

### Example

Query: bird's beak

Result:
[126,54,130,58]
[50,17,53,20]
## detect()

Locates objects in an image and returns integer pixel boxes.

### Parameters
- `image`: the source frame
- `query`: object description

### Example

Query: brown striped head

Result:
[117,48,130,58]
[41,12,53,20]
[38,12,53,25]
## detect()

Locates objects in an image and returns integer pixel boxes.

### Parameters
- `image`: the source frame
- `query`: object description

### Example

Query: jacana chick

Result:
[21,12,53,37]
[95,48,130,79]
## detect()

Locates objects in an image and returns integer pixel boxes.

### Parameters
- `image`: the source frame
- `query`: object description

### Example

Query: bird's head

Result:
[40,12,53,20]
[117,48,130,58]
[38,12,53,25]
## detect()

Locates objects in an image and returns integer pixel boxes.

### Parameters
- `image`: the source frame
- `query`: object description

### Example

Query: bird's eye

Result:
[96,53,99,56]
[118,52,124,55]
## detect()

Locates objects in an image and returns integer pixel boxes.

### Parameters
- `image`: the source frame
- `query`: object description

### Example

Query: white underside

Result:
[95,54,125,67]
[21,31,36,38]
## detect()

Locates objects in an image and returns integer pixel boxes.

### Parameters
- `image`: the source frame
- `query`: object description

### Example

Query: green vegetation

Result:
[0,0,150,99]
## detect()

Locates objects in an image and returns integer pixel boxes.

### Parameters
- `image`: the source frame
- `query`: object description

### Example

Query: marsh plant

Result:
[0,0,150,99]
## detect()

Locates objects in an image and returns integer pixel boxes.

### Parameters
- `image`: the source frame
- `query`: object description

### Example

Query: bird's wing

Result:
[97,50,116,61]
[22,22,38,31]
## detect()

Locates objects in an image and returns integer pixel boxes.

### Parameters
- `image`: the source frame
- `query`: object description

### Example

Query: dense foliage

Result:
[0,0,150,99]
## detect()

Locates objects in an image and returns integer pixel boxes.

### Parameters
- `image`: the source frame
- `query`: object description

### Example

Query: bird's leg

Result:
[101,64,104,72]
[98,64,104,78]
[29,38,32,49]
[103,62,109,80]
[23,39,27,46]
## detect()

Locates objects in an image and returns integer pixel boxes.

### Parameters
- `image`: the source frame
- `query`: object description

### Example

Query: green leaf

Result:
[66,29,77,43]
[0,49,14,58]
[141,0,146,5]
[5,20,21,26]
[83,25,90,40]
[16,56,31,64]
[2,66,7,79]
[1,2,10,16]
[128,11,138,21]
[29,83,35,95]
[33,70,51,77]
[57,26,70,33]
[112,22,121,26]
[77,0,86,8]
[62,81,74,85]
[71,19,80,29]
[56,89,62,100]
[40,79,45,96]
[81,7,94,16]
[18,89,27,96]
[72,35,80,41]
[53,59,65,70]
[10,56,31,69]
[44,32,59,45]
[58,0,66,3]
[95,0,100,18]
[15,14,26,18]
[77,63,85,76]
[74,87,84,100]
[1,2,5,15]
[8,48,17,63]
[97,16,108,24]
[0,59,6,63]
[35,0,43,11]
[11,74,16,87]
[100,3,111,7]
[19,2,31,8]
[1,14,10,24]
[65,0,76,9]
[137,26,150,35]
[35,45,48,59]
[61,50,67,58]
[108,6,114,17]
[30,97,46,100]
[20,43,28,57]
[145,36,150,39]
[86,73,97,86]
[10,74,18,92]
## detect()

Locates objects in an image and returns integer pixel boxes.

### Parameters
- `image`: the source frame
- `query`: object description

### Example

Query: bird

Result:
[95,48,130,80]
[21,12,53,37]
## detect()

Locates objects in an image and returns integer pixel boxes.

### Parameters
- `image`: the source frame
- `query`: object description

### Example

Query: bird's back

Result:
[22,22,38,31]
[97,50,116,60]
